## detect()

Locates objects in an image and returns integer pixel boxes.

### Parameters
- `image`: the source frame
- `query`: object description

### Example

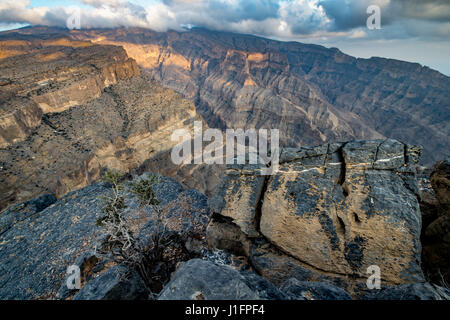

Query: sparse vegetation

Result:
[96,170,191,297]
[129,174,161,207]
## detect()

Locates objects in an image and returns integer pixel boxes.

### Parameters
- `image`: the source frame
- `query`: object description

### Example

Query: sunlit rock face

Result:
[0,36,209,211]
[208,139,425,296]
[0,39,139,148]
[65,27,449,166]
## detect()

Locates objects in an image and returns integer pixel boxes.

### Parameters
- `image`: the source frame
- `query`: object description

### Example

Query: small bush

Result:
[129,175,161,207]
[96,170,189,297]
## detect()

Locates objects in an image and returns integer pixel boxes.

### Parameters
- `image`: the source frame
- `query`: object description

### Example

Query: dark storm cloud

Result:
[394,0,450,22]
[0,0,449,40]
[319,0,450,32]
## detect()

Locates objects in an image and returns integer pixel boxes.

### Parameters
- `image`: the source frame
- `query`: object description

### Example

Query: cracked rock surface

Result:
[208,139,425,296]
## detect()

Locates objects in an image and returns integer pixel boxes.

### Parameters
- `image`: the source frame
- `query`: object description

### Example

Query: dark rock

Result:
[158,259,285,300]
[421,159,450,285]
[73,264,149,300]
[280,278,353,300]
[0,193,56,235]
[364,283,450,300]
[0,174,211,300]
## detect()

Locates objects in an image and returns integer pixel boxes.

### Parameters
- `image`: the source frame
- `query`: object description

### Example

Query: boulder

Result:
[262,140,423,283]
[73,264,149,300]
[280,278,353,300]
[208,139,425,297]
[158,259,285,300]
[421,159,450,284]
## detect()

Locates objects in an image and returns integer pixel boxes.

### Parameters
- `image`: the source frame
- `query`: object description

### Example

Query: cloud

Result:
[0,0,448,41]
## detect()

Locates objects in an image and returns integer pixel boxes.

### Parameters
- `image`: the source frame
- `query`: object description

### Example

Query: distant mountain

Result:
[63,26,449,165]
[2,27,449,165]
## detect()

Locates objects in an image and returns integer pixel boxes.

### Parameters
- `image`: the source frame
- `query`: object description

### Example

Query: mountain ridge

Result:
[61,26,449,165]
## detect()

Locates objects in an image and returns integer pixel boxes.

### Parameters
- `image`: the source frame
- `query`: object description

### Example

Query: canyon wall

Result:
[0,37,207,211]
[65,27,449,165]
[0,39,139,148]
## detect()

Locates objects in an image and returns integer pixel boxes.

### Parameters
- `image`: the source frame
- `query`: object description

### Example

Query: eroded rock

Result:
[208,139,425,297]
[73,264,149,300]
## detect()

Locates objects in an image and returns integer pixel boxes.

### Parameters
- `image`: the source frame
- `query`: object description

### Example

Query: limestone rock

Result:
[158,259,285,300]
[208,139,425,297]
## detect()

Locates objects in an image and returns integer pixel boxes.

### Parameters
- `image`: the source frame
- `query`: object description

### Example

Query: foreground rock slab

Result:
[209,139,425,296]
[158,259,285,300]
[0,175,211,300]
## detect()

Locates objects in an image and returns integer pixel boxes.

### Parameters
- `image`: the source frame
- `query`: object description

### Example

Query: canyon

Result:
[0,35,214,211]
[0,26,449,300]
[1,26,449,211]
[68,27,449,166]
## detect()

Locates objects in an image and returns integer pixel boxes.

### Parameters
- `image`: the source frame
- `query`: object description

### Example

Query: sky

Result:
[0,0,449,75]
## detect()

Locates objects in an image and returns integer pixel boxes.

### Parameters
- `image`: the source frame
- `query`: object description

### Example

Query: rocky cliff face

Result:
[208,139,425,295]
[0,38,139,148]
[1,140,448,300]
[63,27,449,165]
[0,36,209,211]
